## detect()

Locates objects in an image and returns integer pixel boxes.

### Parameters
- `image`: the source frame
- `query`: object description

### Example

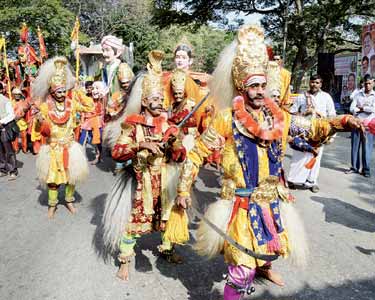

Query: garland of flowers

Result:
[232,95,284,141]
[125,113,166,134]
[47,95,72,125]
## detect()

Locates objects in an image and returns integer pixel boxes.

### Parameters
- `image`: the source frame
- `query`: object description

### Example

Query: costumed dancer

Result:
[167,68,198,138]
[100,35,135,172]
[79,81,106,164]
[102,50,187,281]
[164,39,218,166]
[174,25,363,300]
[32,57,94,219]
[11,87,30,153]
[163,38,211,128]
[13,24,40,88]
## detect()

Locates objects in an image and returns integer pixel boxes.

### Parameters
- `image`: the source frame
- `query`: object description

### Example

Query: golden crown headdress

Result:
[118,63,134,83]
[142,50,164,99]
[232,25,269,92]
[48,57,67,91]
[170,68,186,92]
[174,36,194,56]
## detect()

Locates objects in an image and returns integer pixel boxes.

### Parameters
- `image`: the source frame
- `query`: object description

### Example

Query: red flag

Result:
[37,26,48,59]
[20,23,28,43]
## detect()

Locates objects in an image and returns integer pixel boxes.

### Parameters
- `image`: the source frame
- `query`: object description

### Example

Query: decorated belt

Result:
[235,188,254,197]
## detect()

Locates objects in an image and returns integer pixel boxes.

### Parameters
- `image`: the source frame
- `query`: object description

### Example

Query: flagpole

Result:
[37,26,43,64]
[1,35,12,101]
[74,17,80,80]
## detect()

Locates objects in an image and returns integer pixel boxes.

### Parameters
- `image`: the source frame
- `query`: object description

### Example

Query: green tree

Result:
[152,0,375,91]
[67,0,231,73]
[0,0,82,58]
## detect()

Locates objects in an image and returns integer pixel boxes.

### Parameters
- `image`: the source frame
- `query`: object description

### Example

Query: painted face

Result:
[120,80,131,92]
[173,89,184,103]
[18,52,27,63]
[174,50,192,70]
[309,79,322,94]
[91,85,101,100]
[271,91,281,105]
[362,58,369,74]
[102,45,116,64]
[52,87,66,102]
[12,93,23,101]
[142,94,164,116]
[245,76,267,109]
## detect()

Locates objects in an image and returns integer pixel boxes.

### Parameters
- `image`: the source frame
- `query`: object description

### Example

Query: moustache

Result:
[150,104,163,110]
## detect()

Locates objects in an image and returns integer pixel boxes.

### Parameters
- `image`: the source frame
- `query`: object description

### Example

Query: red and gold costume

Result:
[11,88,30,153]
[103,50,187,268]
[167,68,198,137]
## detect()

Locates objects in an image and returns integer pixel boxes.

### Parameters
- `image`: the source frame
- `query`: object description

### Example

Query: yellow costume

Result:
[34,57,94,207]
[176,25,360,299]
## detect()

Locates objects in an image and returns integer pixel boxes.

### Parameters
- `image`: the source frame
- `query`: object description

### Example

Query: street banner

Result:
[334,53,358,99]
[361,23,375,76]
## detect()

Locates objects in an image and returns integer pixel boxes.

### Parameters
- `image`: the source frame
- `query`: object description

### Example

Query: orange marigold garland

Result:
[233,95,284,141]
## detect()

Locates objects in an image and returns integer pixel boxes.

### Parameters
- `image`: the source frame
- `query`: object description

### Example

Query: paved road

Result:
[1,133,375,300]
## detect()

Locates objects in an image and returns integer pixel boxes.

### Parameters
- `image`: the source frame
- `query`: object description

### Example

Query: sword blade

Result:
[177,92,210,128]
[189,205,280,262]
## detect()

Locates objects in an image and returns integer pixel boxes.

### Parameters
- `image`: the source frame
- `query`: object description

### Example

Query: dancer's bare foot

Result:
[48,206,57,219]
[65,202,77,214]
[257,268,284,286]
[116,263,130,281]
[90,156,101,165]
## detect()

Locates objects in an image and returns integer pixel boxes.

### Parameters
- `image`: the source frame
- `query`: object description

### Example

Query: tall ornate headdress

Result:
[118,63,134,83]
[174,36,194,56]
[170,68,186,92]
[231,25,269,92]
[142,50,164,99]
[32,56,76,101]
[266,61,281,97]
[48,57,67,92]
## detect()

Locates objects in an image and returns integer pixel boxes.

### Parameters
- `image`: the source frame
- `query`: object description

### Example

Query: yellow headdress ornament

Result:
[232,25,269,92]
[174,36,194,56]
[48,57,68,92]
[170,68,186,92]
[142,50,164,99]
[266,61,281,97]
[118,63,134,83]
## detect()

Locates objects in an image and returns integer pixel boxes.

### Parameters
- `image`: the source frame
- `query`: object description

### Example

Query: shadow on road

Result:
[355,246,375,256]
[310,196,375,233]
[89,192,116,263]
[250,278,375,300]
[154,245,226,300]
[37,185,83,207]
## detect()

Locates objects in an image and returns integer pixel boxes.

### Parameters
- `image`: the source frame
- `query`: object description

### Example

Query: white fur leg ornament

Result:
[67,142,89,185]
[103,171,136,252]
[193,199,234,258]
[280,201,309,268]
[36,144,51,186]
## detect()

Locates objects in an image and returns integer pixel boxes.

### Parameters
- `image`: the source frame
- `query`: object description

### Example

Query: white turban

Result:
[101,35,124,54]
